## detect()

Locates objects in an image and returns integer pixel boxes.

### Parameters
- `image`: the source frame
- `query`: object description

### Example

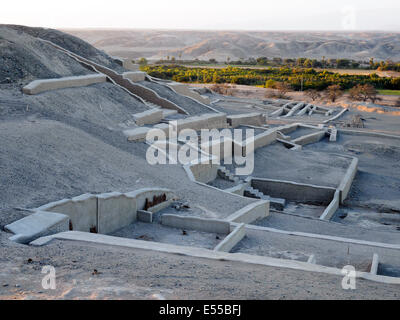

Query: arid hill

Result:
[64,29,400,61]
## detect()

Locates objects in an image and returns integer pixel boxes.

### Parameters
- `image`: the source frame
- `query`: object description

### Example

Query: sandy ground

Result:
[225,141,351,188]
[257,211,400,244]
[304,134,400,213]
[1,230,400,300]
[232,228,400,273]
[110,221,224,250]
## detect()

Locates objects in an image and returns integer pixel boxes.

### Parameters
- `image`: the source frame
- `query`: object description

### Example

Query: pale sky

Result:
[2,0,400,31]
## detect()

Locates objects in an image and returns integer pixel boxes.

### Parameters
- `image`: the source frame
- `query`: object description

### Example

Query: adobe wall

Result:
[133,109,163,126]
[251,178,336,205]
[291,131,327,146]
[5,211,69,244]
[338,157,358,203]
[214,223,246,252]
[37,194,97,232]
[225,200,270,224]
[122,71,146,82]
[22,74,107,95]
[227,112,265,128]
[166,82,211,104]
[161,214,231,234]
[319,190,340,220]
[97,192,137,234]
[187,161,219,183]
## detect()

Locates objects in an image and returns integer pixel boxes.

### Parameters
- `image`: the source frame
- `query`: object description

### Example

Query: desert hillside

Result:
[64,29,400,61]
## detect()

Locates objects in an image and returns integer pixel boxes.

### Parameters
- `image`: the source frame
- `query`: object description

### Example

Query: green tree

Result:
[325,84,343,102]
[138,57,148,66]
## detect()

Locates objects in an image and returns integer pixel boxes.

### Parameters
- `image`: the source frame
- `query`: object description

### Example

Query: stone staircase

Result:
[217,167,241,184]
[244,186,286,211]
[218,166,286,211]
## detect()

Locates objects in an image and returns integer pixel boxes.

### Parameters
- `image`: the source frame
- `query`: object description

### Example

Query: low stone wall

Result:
[5,188,175,242]
[225,200,270,224]
[283,102,305,117]
[274,123,299,134]
[31,231,400,285]
[319,190,340,220]
[5,211,69,244]
[161,214,231,234]
[251,178,336,205]
[166,82,211,104]
[122,71,146,82]
[227,113,265,128]
[125,188,175,212]
[291,131,327,146]
[97,192,137,234]
[133,109,163,126]
[370,253,379,275]
[124,113,228,142]
[338,157,358,203]
[276,138,302,150]
[113,57,140,71]
[22,74,107,95]
[173,113,227,132]
[241,129,278,156]
[214,223,246,252]
[187,161,219,183]
[37,194,98,232]
[323,108,348,123]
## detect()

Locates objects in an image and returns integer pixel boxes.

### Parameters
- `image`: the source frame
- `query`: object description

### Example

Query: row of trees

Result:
[266,82,381,103]
[302,84,380,103]
[147,56,400,70]
[141,65,400,91]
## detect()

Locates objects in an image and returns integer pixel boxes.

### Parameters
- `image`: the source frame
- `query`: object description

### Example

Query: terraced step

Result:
[244,187,286,211]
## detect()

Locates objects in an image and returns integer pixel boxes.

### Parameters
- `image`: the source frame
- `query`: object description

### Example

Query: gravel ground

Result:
[225,142,351,188]
[0,83,149,129]
[0,26,93,85]
[232,227,400,272]
[304,134,400,212]
[139,80,216,115]
[257,211,400,244]
[1,231,399,300]
[110,221,224,250]
[208,177,237,189]
[5,25,124,74]
[283,202,325,218]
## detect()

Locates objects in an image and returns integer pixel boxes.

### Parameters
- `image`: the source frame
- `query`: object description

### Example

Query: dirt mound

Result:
[0,26,93,85]
[5,25,124,73]
[0,25,125,85]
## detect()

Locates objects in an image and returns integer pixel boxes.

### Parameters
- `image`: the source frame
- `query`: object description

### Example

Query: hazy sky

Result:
[2,0,400,31]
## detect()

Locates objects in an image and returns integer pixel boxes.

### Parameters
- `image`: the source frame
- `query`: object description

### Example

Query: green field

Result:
[378,90,400,95]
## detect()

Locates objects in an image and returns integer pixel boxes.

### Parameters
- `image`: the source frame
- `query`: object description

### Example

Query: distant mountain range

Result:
[63,29,400,62]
